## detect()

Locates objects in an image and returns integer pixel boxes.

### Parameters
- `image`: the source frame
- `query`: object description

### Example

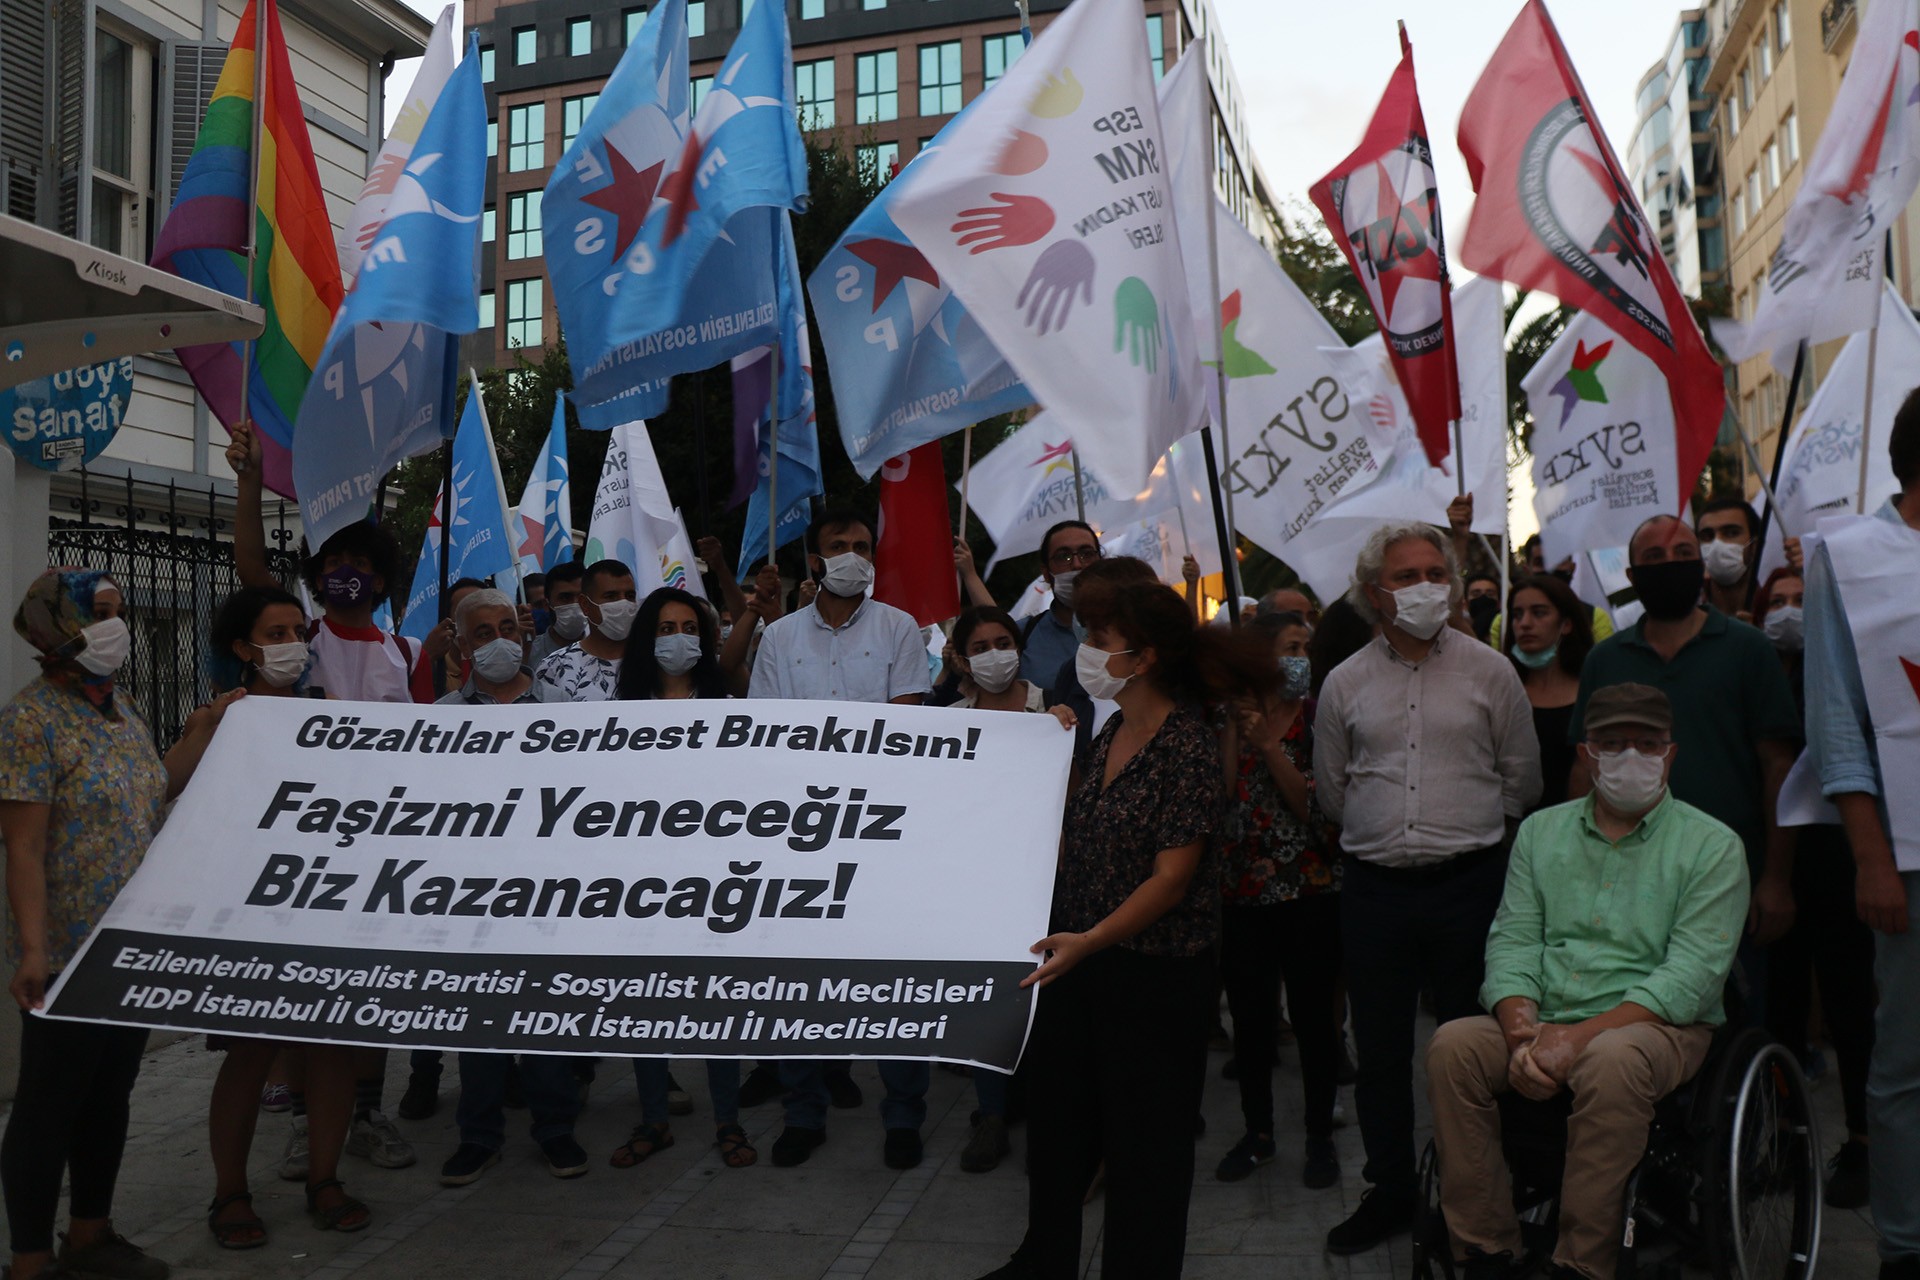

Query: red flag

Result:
[1309,26,1459,466]
[874,441,960,627]
[1457,0,1724,502]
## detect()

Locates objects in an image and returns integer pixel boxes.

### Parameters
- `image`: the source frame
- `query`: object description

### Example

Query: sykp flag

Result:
[807,96,1034,479]
[736,221,823,575]
[888,0,1207,496]
[293,38,487,550]
[1309,24,1459,467]
[515,397,573,576]
[730,217,815,508]
[399,386,516,644]
[544,0,784,411]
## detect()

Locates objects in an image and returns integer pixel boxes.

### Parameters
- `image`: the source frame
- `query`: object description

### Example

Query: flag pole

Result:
[236,0,268,462]
[958,423,973,543]
[1194,35,1243,607]
[768,343,780,566]
[1198,426,1239,627]
[1069,444,1087,520]
[1753,340,1806,553]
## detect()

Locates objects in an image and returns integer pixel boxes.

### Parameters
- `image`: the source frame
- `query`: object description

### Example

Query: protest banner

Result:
[43,697,1072,1071]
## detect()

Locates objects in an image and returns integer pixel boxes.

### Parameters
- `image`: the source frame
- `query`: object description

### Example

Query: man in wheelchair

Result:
[1426,684,1750,1279]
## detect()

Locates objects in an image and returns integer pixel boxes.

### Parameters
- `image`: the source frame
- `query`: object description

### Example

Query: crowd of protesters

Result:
[3,398,1919,1280]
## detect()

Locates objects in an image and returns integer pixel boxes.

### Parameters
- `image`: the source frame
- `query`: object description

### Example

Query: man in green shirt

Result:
[1426,684,1748,1279]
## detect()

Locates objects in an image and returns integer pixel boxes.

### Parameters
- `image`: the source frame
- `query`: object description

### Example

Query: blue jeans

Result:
[456,1054,578,1151]
[779,1061,929,1131]
[633,1059,742,1127]
[1870,871,1920,1263]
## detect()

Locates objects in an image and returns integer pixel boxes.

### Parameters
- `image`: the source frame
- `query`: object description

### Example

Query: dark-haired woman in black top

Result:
[1501,572,1592,810]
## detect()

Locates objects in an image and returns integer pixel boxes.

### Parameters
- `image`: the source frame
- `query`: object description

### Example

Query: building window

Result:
[507,102,545,172]
[569,17,592,56]
[1727,95,1740,139]
[1774,0,1790,48]
[625,8,645,44]
[1145,14,1163,79]
[482,205,495,243]
[1757,33,1772,81]
[1739,65,1752,111]
[918,41,961,117]
[506,192,542,260]
[479,46,494,83]
[1746,167,1760,216]
[795,58,835,129]
[802,0,824,16]
[563,94,600,149]
[89,22,154,257]
[864,0,885,8]
[1731,186,1745,237]
[856,50,898,123]
[983,33,1023,88]
[857,141,900,182]
[689,1,705,36]
[478,290,495,331]
[1783,110,1799,166]
[1764,136,1781,191]
[514,26,536,65]
[487,119,497,157]
[505,278,544,348]
[692,75,714,113]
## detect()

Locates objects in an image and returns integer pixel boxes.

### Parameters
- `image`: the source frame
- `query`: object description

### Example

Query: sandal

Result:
[207,1191,267,1250]
[609,1122,674,1168]
[305,1178,371,1233]
[716,1124,758,1168]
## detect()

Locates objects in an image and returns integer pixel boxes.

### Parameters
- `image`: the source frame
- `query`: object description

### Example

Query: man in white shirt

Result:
[749,510,932,1174]
[1313,520,1542,1256]
[533,561,637,703]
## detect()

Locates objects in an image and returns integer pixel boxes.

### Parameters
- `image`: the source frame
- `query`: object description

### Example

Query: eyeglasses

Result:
[1587,736,1671,757]
[1048,545,1101,570]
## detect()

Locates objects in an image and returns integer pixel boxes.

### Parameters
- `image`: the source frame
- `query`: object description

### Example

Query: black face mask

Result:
[1629,559,1706,620]
[1466,595,1500,639]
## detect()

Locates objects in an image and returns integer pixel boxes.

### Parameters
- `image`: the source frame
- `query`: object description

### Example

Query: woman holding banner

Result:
[0,569,234,1280]
[985,571,1262,1280]
[200,587,370,1247]
[610,588,754,1169]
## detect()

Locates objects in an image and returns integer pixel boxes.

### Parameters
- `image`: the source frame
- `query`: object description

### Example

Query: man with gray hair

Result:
[435,588,563,708]
[1313,520,1542,1256]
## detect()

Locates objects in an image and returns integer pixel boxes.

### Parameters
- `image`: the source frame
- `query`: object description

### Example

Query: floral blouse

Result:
[1215,705,1339,905]
[1055,703,1222,958]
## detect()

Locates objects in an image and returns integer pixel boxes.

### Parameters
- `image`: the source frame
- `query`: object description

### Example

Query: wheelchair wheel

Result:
[1702,1033,1822,1280]
[1410,1139,1455,1280]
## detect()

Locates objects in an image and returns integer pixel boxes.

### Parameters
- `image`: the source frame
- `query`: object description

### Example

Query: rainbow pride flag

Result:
[151,0,342,498]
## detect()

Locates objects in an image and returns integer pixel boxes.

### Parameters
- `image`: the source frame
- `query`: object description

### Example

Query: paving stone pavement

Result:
[8,1021,1883,1279]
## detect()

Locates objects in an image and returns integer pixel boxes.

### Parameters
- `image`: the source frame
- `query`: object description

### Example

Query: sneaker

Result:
[55,1229,169,1280]
[259,1083,293,1113]
[1214,1132,1275,1182]
[667,1073,695,1117]
[1826,1137,1871,1209]
[439,1143,501,1187]
[884,1127,924,1170]
[396,1072,438,1121]
[961,1115,1011,1173]
[1462,1247,1516,1280]
[346,1110,417,1169]
[739,1063,783,1107]
[541,1134,591,1179]
[825,1070,864,1110]
[279,1114,310,1182]
[1325,1185,1414,1255]
[1303,1137,1340,1189]
[771,1125,827,1168]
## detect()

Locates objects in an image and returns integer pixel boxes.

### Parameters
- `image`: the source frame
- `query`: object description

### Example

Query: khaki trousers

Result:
[1425,1016,1712,1278]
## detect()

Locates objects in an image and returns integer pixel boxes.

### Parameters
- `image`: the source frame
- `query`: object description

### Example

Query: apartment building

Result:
[1626,9,1727,297]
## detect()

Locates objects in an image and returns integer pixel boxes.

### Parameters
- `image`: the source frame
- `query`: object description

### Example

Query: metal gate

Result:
[47,471,301,748]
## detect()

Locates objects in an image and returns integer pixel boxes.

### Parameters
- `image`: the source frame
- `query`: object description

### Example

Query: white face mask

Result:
[251,639,310,688]
[1763,605,1804,652]
[1384,580,1453,640]
[74,617,130,676]
[592,599,640,642]
[1589,746,1669,815]
[1075,643,1134,701]
[1701,538,1749,587]
[653,632,703,676]
[549,602,587,640]
[967,648,1021,694]
[819,552,875,599]
[1051,569,1080,609]
[469,637,523,684]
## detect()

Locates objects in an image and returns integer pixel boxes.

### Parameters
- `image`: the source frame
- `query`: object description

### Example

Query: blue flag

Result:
[544,0,795,412]
[399,388,517,644]
[514,397,573,576]
[293,37,486,551]
[737,220,821,575]
[807,102,1033,480]
[570,374,670,433]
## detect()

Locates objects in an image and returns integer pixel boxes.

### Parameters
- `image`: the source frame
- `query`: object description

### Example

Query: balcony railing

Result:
[1824,0,1857,49]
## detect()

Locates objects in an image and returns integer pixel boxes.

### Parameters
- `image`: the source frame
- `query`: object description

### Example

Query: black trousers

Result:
[1341,848,1507,1195]
[2,1011,148,1254]
[1014,946,1213,1280]
[1221,894,1343,1140]
[1768,823,1878,1137]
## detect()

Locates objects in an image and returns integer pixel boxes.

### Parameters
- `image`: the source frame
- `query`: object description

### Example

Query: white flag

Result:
[888,0,1206,496]
[1712,0,1920,367]
[1158,39,1223,380]
[583,422,708,602]
[1758,282,1918,577]
[341,5,457,290]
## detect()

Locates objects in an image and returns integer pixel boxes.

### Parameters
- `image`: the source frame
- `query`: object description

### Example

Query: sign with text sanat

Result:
[42,697,1070,1071]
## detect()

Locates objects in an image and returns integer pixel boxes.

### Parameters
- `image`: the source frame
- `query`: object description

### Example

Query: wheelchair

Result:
[1409,1026,1823,1279]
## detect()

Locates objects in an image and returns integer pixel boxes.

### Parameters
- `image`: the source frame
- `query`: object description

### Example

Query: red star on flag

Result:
[658,131,704,247]
[847,239,940,313]
[1369,155,1444,322]
[518,512,544,562]
[580,141,665,260]
[1903,656,1920,704]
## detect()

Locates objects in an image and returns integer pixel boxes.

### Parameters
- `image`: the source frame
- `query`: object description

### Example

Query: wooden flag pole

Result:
[235,0,268,465]
[1859,319,1880,515]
